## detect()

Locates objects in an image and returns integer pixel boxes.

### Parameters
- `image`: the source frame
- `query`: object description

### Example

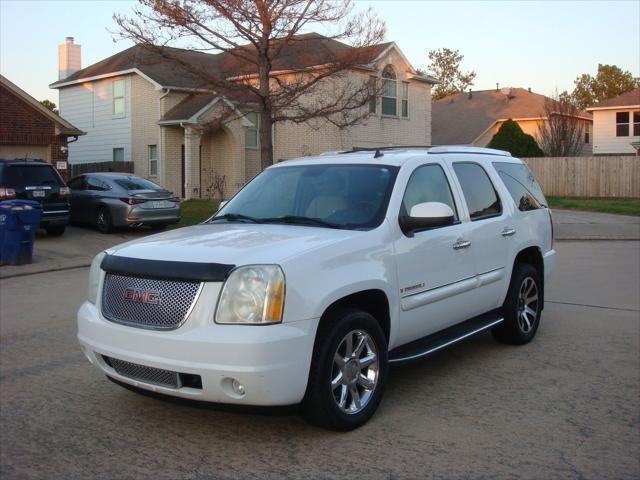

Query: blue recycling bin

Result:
[0,200,42,265]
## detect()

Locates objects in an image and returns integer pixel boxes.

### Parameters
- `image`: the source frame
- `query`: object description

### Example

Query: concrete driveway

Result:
[0,241,638,479]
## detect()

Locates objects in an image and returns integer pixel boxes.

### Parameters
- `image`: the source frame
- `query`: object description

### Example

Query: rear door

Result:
[450,161,511,314]
[393,161,477,345]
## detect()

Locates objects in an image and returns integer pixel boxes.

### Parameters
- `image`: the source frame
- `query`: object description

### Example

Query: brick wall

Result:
[0,83,72,179]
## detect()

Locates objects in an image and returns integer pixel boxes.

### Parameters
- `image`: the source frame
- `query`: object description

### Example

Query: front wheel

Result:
[301,309,388,431]
[493,263,542,345]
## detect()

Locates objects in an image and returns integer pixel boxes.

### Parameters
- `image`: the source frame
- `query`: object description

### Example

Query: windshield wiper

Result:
[208,213,263,224]
[261,215,342,229]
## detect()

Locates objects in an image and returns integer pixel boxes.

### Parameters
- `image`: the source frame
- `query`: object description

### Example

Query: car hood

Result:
[105,223,362,267]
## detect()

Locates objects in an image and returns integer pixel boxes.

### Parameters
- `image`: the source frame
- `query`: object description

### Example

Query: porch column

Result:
[184,126,201,199]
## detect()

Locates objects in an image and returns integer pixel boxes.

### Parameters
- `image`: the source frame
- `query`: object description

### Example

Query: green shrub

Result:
[487,119,544,157]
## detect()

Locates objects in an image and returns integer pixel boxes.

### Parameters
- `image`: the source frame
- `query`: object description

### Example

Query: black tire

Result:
[492,263,542,345]
[301,308,388,431]
[150,223,168,231]
[96,207,113,234]
[45,225,66,236]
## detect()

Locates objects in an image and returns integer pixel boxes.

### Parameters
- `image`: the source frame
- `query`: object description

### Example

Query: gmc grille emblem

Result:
[123,288,162,305]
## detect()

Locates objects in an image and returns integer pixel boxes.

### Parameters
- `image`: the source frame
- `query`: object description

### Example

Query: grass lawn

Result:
[175,199,220,228]
[547,196,640,216]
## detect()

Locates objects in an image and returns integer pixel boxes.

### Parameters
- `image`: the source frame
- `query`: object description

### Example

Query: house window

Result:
[245,112,258,148]
[616,111,630,137]
[113,79,125,117]
[401,82,409,118]
[113,148,124,162]
[368,77,377,114]
[634,111,640,136]
[381,65,397,116]
[584,123,590,144]
[148,145,158,177]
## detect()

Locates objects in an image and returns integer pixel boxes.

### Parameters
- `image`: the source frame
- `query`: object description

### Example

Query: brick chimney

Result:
[58,37,81,80]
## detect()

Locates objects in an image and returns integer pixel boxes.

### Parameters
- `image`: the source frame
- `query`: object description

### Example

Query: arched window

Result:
[381,65,397,116]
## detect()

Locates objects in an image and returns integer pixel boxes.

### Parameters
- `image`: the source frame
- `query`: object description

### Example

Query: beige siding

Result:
[59,76,132,164]
[130,75,162,181]
[592,109,639,155]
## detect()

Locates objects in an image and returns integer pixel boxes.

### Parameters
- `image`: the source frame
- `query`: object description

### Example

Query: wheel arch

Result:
[318,289,391,346]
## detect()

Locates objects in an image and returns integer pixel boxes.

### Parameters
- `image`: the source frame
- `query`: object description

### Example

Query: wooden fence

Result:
[523,156,639,198]
[69,161,134,178]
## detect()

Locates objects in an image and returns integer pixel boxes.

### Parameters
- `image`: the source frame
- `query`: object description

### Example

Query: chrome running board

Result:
[388,312,504,364]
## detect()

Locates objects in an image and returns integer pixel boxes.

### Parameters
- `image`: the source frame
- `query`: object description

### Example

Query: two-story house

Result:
[586,88,640,156]
[50,34,438,199]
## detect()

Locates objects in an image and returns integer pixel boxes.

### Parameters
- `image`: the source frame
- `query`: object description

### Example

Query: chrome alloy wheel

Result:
[331,329,379,414]
[517,276,539,333]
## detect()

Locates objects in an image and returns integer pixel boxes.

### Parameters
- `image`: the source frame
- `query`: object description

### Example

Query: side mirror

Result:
[399,202,455,235]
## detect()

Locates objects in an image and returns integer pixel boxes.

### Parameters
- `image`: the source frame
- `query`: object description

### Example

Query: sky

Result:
[1,0,638,104]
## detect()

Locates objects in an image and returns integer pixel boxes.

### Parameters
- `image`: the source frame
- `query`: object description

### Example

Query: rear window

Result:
[0,164,64,187]
[493,162,547,210]
[113,176,163,191]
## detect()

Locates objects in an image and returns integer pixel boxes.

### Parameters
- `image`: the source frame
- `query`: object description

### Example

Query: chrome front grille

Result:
[101,273,201,330]
[104,356,179,388]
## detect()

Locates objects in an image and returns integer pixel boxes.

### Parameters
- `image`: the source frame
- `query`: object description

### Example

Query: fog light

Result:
[232,379,245,396]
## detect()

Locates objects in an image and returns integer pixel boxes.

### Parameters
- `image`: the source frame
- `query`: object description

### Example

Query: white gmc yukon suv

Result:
[78,146,556,430]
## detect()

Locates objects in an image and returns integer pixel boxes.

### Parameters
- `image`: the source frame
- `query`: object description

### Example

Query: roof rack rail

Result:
[428,146,512,157]
[338,145,434,154]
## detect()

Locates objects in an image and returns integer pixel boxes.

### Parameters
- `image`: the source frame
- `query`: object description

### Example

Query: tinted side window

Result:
[453,163,502,221]
[402,164,458,220]
[68,177,86,190]
[86,177,109,191]
[493,162,547,209]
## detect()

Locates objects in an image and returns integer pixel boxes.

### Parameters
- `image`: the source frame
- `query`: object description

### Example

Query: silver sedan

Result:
[68,173,180,233]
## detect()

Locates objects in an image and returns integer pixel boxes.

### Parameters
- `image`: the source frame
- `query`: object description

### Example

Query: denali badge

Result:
[123,288,162,305]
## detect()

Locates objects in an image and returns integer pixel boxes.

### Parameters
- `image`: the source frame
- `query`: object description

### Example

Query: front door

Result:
[393,162,477,346]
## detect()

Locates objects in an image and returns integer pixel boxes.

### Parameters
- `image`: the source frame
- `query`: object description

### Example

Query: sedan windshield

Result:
[114,176,164,191]
[213,163,398,230]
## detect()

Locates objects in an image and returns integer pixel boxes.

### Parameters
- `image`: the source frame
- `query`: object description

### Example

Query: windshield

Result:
[0,164,65,187]
[214,163,399,230]
[114,176,164,191]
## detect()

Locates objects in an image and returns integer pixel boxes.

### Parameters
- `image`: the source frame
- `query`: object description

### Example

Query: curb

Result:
[0,263,91,280]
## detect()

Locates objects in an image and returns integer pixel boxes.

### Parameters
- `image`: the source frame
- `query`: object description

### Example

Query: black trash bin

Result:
[0,200,42,265]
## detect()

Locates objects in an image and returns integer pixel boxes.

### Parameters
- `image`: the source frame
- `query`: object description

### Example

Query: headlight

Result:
[215,265,285,325]
[87,251,106,304]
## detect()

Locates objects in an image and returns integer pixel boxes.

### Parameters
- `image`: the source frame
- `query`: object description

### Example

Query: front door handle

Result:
[453,239,471,250]
[501,227,516,237]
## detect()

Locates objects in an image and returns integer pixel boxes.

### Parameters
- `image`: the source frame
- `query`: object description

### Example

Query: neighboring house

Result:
[0,74,84,179]
[50,34,438,199]
[432,87,593,156]
[586,88,640,156]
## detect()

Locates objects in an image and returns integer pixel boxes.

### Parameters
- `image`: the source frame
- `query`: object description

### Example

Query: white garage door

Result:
[0,145,50,161]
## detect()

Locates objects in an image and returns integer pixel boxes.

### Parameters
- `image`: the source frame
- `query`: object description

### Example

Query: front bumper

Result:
[77,293,317,406]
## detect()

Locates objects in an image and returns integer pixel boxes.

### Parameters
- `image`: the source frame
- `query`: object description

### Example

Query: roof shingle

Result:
[50,33,394,90]
[586,87,640,110]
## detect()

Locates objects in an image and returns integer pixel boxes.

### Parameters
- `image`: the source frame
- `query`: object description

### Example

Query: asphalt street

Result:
[0,240,639,479]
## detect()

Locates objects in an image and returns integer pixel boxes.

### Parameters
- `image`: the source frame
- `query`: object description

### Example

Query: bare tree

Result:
[114,0,386,169]
[538,91,586,157]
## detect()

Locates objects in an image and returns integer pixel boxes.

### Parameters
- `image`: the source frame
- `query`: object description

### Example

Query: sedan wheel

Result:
[96,208,113,234]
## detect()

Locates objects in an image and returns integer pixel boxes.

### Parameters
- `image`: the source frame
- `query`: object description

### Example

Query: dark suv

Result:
[0,159,71,236]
